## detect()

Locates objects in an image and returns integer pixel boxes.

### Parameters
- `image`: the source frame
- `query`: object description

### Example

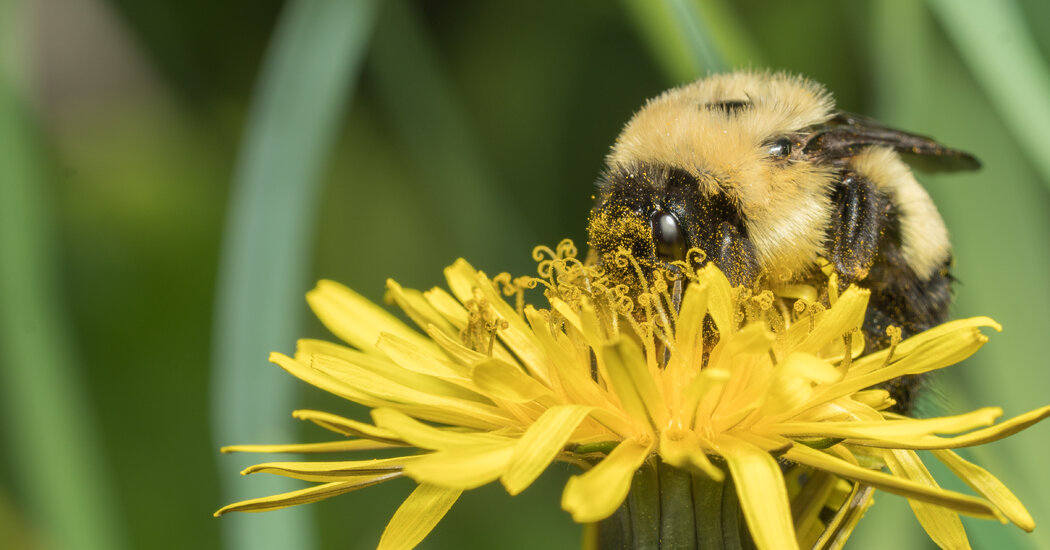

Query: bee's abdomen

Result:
[858,237,953,413]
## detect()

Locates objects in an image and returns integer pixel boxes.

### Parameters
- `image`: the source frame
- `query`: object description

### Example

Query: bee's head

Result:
[587,164,758,285]
[588,71,838,286]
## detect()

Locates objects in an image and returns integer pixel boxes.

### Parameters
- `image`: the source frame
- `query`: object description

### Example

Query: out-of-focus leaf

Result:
[366,0,536,266]
[0,60,126,550]
[210,1,378,549]
[101,0,283,104]
[926,0,1050,189]
[620,0,759,83]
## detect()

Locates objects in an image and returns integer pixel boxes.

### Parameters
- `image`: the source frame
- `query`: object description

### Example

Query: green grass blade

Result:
[926,0,1050,189]
[868,0,931,124]
[621,0,758,82]
[0,68,126,550]
[211,1,378,549]
[366,0,536,263]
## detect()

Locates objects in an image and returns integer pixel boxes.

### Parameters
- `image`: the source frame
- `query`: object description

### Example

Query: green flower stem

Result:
[659,459,697,547]
[719,476,753,550]
[693,468,727,548]
[596,458,753,549]
[598,494,634,549]
[629,459,662,548]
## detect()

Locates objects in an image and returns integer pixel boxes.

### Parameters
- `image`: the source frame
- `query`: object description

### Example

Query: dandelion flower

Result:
[216,240,1049,549]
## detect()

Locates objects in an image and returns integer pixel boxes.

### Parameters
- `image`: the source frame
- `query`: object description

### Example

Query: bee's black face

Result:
[587,163,760,286]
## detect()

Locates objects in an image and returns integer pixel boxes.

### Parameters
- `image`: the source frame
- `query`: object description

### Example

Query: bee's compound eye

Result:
[766,137,792,159]
[650,210,687,261]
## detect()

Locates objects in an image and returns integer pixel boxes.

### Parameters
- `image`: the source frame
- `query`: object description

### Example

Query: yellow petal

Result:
[771,407,1003,441]
[847,318,999,381]
[303,353,512,429]
[672,281,707,361]
[601,337,666,429]
[787,469,837,546]
[522,306,575,368]
[444,259,552,385]
[421,314,522,369]
[502,405,593,494]
[782,352,843,384]
[829,405,1050,450]
[813,326,990,405]
[658,428,724,481]
[771,283,817,303]
[221,439,401,454]
[879,328,988,377]
[526,306,619,413]
[272,352,388,409]
[884,449,973,549]
[307,279,438,355]
[242,456,412,482]
[423,324,487,366]
[378,484,461,550]
[783,445,999,519]
[711,435,798,550]
[404,443,516,489]
[376,333,472,382]
[213,475,398,516]
[811,483,875,550]
[700,265,736,335]
[796,516,826,550]
[562,439,651,522]
[295,340,482,403]
[709,321,774,370]
[704,323,775,423]
[794,286,868,355]
[924,404,1050,448]
[932,449,1035,532]
[370,408,511,451]
[443,258,480,306]
[385,279,458,336]
[423,286,469,328]
[730,431,794,454]
[577,300,611,357]
[472,358,553,403]
[549,297,607,369]
[684,368,731,425]
[666,282,708,389]
[711,401,761,435]
[761,352,842,416]
[290,409,401,443]
[385,404,525,434]
[851,317,1001,377]
[852,389,894,410]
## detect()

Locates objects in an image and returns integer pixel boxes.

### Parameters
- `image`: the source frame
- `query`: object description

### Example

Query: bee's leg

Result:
[826,171,883,282]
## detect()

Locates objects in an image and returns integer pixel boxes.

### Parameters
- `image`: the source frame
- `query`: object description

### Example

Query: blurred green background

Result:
[1,0,1048,549]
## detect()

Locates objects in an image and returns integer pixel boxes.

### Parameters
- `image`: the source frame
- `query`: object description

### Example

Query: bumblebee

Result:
[587,71,979,412]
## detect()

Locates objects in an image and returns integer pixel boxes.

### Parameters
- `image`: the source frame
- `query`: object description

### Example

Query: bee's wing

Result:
[802,111,981,172]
